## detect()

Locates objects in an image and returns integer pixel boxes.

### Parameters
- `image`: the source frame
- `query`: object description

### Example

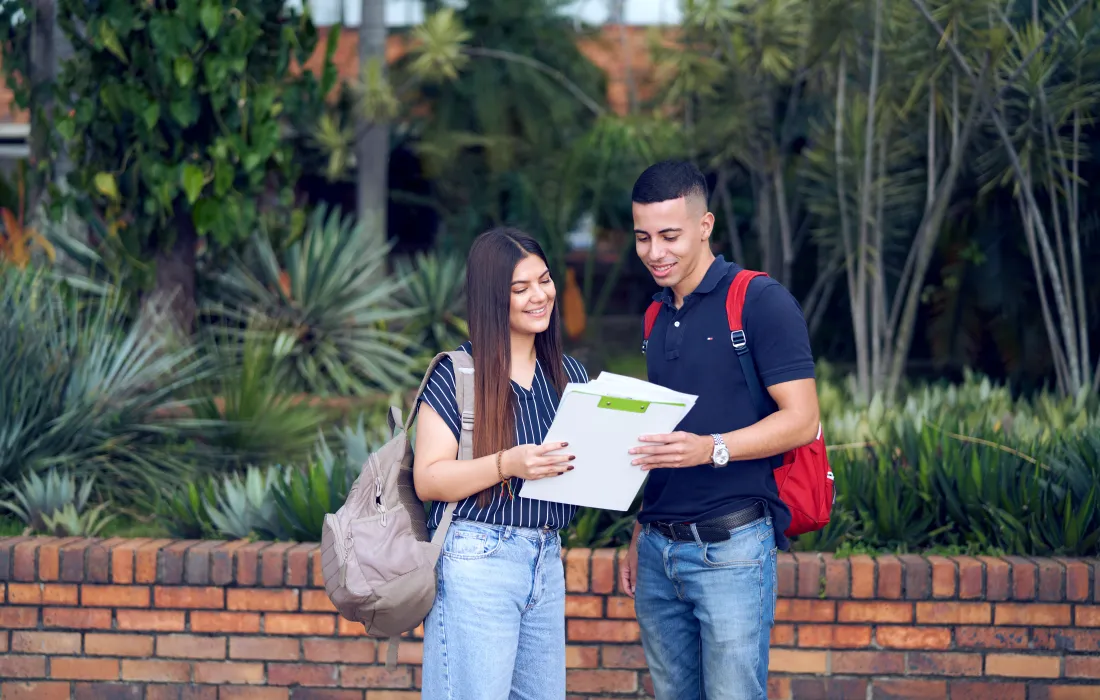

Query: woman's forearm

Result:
[414,452,505,502]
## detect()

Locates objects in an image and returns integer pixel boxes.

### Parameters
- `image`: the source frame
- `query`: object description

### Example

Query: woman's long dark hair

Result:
[466,227,569,506]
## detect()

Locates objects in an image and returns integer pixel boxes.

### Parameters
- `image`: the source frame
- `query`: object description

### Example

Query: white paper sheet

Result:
[517,377,697,511]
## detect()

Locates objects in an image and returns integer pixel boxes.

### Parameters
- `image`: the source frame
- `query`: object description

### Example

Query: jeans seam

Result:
[436,566,453,700]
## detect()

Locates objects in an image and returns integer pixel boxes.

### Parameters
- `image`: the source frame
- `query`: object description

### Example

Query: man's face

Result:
[633,196,713,289]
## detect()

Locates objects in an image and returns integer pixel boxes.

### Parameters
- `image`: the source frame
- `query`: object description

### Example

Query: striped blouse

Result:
[418,341,590,530]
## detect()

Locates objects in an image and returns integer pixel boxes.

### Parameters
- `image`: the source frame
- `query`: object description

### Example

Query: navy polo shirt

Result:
[640,256,816,551]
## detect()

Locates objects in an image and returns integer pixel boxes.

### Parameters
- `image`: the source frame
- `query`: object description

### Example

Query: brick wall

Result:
[0,537,1098,699]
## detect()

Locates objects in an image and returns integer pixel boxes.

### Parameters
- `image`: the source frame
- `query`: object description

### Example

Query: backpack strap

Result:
[641,301,662,353]
[726,269,771,418]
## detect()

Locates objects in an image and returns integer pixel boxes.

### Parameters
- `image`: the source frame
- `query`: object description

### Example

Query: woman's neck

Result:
[509,332,538,388]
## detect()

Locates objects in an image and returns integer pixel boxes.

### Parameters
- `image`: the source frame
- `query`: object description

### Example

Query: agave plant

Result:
[204,466,284,540]
[40,501,116,537]
[156,480,218,539]
[204,204,422,396]
[0,468,95,532]
[0,268,212,501]
[269,432,356,542]
[393,251,469,353]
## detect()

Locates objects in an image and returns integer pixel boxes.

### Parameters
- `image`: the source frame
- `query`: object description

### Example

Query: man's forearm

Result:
[720,407,819,462]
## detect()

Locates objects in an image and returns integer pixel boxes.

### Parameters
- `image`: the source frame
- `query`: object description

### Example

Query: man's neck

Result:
[672,252,716,307]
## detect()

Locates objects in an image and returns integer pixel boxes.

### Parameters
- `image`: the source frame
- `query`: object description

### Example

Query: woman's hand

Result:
[502,441,575,480]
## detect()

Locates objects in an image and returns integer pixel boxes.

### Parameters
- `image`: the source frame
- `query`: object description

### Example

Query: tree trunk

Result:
[146,208,198,338]
[357,0,389,238]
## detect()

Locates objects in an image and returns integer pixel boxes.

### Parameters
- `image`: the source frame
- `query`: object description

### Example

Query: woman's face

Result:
[509,254,556,336]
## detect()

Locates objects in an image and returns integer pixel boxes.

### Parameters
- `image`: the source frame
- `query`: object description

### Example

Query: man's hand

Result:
[620,524,641,598]
[629,431,712,470]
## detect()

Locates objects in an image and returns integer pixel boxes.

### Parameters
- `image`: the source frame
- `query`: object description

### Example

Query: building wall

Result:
[1,536,1099,699]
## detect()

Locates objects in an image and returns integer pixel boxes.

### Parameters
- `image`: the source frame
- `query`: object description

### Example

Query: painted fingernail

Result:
[562,442,569,447]
[569,455,576,460]
[567,466,575,471]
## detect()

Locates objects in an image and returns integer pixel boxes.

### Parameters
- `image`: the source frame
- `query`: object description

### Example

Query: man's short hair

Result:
[631,160,708,206]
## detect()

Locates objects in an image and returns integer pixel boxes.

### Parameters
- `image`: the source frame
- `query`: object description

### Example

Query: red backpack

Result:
[642,269,834,538]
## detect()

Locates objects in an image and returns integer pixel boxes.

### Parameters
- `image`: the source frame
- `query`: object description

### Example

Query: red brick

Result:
[565,548,591,592]
[915,602,991,625]
[109,539,146,585]
[875,626,951,649]
[1065,656,1100,679]
[154,586,224,609]
[953,556,984,599]
[1076,606,1100,626]
[590,549,616,594]
[391,642,422,665]
[985,654,1060,678]
[789,678,868,699]
[135,540,172,584]
[11,630,81,654]
[796,624,871,648]
[831,651,905,675]
[339,666,412,689]
[767,649,828,674]
[310,548,324,589]
[6,583,79,605]
[565,595,603,618]
[775,599,836,623]
[568,619,640,642]
[285,544,315,588]
[50,657,120,681]
[260,542,295,587]
[146,687,218,700]
[771,624,795,646]
[184,540,222,586]
[193,661,265,684]
[210,540,251,586]
[157,634,227,659]
[849,555,875,598]
[1035,558,1064,601]
[360,693,417,700]
[928,556,956,598]
[268,663,340,687]
[190,611,260,633]
[228,588,299,611]
[0,633,7,653]
[337,617,369,636]
[12,538,49,581]
[0,656,47,678]
[39,537,80,581]
[303,638,376,663]
[1032,628,1100,652]
[85,634,153,657]
[980,556,1012,601]
[1056,558,1090,602]
[289,692,363,700]
[160,540,201,585]
[606,596,635,619]
[873,679,947,699]
[601,644,648,668]
[955,626,1029,649]
[837,601,912,624]
[777,553,797,597]
[116,609,186,631]
[1005,556,1038,600]
[43,607,112,629]
[71,682,144,699]
[229,636,301,661]
[768,677,791,700]
[120,659,192,682]
[301,590,338,613]
[899,555,932,600]
[1,682,71,700]
[795,552,822,598]
[565,645,599,668]
[566,670,638,694]
[0,606,38,628]
[60,539,97,582]
[877,555,902,599]
[994,603,1071,626]
[1028,686,1100,700]
[219,689,290,700]
[906,652,982,677]
[949,681,1026,700]
[265,613,336,636]
[823,554,849,598]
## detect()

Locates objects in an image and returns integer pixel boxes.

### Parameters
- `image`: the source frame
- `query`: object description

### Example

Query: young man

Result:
[620,160,820,699]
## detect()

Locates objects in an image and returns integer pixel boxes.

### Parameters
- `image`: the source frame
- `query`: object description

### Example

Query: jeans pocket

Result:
[701,520,770,568]
[443,523,502,560]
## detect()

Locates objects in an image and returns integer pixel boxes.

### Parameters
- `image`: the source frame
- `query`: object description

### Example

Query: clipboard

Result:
[518,384,696,511]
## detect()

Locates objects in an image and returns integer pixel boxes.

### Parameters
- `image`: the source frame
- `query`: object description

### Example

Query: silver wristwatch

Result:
[710,434,729,467]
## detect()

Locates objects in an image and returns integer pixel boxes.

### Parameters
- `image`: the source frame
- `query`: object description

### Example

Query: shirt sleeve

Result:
[743,279,816,387]
[563,355,589,383]
[417,356,462,441]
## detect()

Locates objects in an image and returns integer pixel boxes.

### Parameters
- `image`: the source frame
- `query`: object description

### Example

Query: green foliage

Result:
[394,251,469,355]
[204,466,283,540]
[0,468,95,533]
[204,205,420,395]
[0,267,211,502]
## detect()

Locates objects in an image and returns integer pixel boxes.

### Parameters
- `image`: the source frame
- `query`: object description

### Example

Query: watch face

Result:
[713,447,730,466]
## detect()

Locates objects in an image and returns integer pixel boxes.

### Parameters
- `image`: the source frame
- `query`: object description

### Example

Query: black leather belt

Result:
[651,502,766,543]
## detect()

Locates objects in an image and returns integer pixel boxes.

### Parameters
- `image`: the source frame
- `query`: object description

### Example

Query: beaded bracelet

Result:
[496,449,514,500]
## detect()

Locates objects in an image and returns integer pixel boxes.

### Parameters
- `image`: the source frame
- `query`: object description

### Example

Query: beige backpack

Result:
[320,351,472,666]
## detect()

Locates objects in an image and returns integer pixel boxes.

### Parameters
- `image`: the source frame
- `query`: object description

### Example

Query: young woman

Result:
[413,227,589,699]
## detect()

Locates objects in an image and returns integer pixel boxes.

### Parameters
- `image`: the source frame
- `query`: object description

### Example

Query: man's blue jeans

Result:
[634,514,778,700]
[422,519,565,700]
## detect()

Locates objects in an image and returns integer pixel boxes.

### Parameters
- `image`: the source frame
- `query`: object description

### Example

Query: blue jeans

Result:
[422,519,565,700]
[634,514,778,700]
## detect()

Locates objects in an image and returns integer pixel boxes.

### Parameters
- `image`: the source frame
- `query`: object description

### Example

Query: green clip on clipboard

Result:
[517,376,697,511]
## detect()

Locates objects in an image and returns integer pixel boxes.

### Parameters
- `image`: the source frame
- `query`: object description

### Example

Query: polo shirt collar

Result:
[652,255,734,304]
